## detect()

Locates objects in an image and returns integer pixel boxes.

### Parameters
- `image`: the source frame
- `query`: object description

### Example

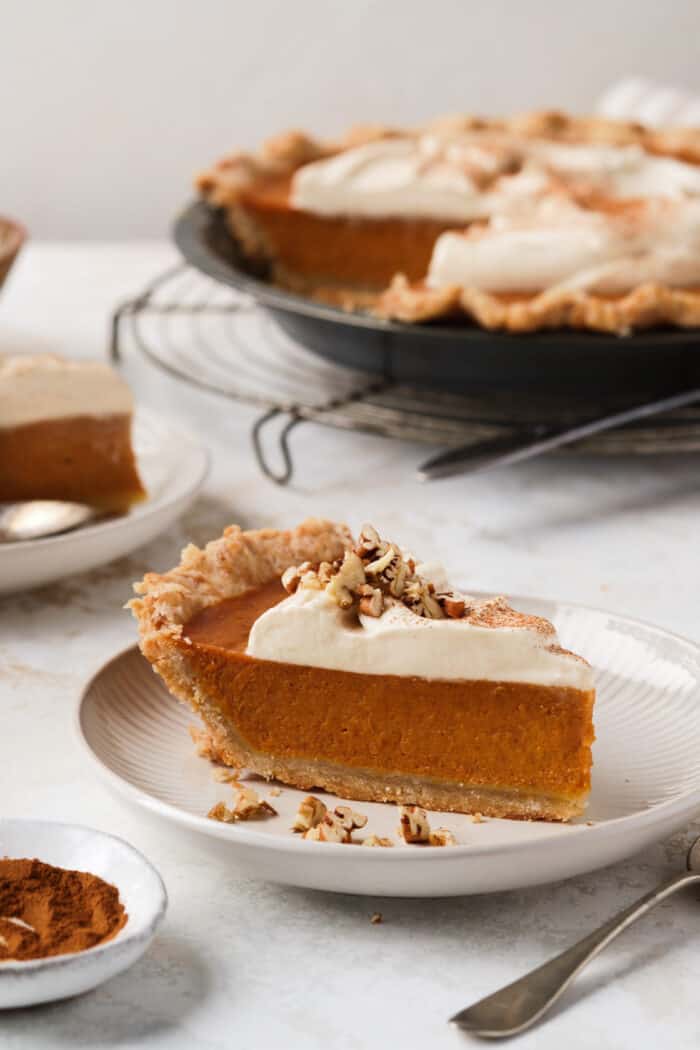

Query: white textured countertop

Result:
[2,242,700,1050]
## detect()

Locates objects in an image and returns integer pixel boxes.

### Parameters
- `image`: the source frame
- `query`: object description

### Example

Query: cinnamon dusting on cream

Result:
[246,523,593,689]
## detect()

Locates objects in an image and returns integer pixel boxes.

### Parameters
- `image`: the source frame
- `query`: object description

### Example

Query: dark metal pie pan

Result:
[174,200,700,397]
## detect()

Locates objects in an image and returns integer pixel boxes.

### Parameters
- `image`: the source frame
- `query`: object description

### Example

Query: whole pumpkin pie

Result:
[130,519,595,821]
[0,354,146,512]
[197,110,700,333]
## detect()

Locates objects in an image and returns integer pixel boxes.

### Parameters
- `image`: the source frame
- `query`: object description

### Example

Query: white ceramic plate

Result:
[0,820,167,1008]
[77,597,700,897]
[0,409,208,595]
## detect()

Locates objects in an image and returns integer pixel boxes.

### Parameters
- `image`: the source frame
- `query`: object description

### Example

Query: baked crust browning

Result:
[373,276,700,335]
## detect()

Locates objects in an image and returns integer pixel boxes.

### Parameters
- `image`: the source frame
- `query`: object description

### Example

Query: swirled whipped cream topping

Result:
[246,525,592,690]
[0,354,134,428]
[427,196,700,295]
[291,137,514,222]
[290,131,700,222]
[518,138,700,199]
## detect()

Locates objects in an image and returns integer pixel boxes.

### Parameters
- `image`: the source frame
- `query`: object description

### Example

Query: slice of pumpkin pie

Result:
[130,519,595,821]
[0,354,145,512]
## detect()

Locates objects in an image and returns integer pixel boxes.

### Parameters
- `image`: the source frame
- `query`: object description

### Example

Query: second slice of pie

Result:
[130,519,595,821]
[0,354,146,512]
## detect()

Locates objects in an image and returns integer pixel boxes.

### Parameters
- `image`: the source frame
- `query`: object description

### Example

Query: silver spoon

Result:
[451,835,700,1039]
[0,501,101,542]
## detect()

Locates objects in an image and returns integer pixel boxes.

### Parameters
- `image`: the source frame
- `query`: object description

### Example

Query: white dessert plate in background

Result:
[77,597,700,898]
[0,408,209,595]
[0,820,167,1009]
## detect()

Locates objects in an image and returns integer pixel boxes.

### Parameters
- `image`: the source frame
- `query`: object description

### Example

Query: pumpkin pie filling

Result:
[0,355,145,512]
[131,520,595,822]
[232,175,464,288]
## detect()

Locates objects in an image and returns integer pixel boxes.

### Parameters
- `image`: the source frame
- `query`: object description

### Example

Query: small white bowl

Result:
[0,819,167,1009]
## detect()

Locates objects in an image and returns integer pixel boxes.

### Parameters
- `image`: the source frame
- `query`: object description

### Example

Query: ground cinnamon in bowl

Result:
[0,858,127,962]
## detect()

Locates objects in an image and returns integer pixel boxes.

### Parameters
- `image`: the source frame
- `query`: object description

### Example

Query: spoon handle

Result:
[451,871,700,1038]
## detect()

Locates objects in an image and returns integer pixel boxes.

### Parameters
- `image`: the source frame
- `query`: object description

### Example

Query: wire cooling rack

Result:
[111,265,700,484]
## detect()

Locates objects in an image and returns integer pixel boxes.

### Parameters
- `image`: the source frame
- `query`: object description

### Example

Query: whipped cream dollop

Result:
[0,355,134,428]
[247,583,593,690]
[427,196,700,295]
[291,137,500,222]
[290,131,700,223]
[523,139,700,198]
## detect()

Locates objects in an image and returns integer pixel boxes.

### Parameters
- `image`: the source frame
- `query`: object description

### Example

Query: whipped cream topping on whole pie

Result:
[290,137,551,222]
[507,137,700,198]
[247,526,592,689]
[427,196,700,295]
[0,354,134,428]
[290,130,700,222]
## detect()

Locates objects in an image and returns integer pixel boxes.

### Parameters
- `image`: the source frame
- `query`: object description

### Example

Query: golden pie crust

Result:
[373,276,700,334]
[130,519,595,821]
[196,111,700,335]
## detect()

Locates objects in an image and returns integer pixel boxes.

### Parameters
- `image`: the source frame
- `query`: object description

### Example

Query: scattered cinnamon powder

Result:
[0,858,127,962]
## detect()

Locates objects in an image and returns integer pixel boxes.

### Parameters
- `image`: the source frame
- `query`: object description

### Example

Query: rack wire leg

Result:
[251,409,301,486]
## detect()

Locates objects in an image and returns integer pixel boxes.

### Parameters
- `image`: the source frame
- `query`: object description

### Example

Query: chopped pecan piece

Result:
[398,805,431,843]
[364,545,396,576]
[326,550,366,609]
[429,827,458,847]
[403,579,444,620]
[208,801,236,824]
[303,812,350,843]
[358,584,384,617]
[207,787,276,823]
[333,805,368,831]
[232,786,277,820]
[355,523,384,557]
[281,562,313,594]
[436,592,467,619]
[292,795,327,833]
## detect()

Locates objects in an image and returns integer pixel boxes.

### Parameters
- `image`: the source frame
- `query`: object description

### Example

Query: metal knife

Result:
[417,386,700,481]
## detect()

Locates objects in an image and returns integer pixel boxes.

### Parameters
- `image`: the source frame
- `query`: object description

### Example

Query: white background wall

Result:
[3,0,699,239]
